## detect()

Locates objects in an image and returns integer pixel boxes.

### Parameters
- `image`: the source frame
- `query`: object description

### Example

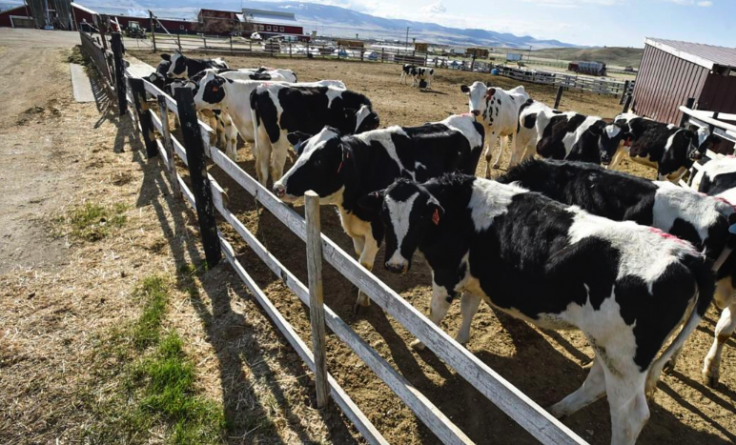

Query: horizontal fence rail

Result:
[678,105,735,188]
[89,29,591,444]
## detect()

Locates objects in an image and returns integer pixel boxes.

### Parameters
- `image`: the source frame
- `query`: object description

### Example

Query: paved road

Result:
[0,28,80,48]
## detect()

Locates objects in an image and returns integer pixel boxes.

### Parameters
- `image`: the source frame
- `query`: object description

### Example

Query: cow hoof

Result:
[547,405,567,420]
[703,371,720,388]
[410,339,426,351]
[662,360,676,375]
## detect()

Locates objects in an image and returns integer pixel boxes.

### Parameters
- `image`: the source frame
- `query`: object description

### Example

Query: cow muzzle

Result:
[385,261,409,275]
[272,183,286,199]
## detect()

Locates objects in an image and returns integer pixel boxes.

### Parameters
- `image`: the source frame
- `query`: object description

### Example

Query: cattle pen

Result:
[76,18,596,445]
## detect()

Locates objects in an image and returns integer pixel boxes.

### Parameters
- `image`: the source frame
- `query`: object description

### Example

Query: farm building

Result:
[0,5,35,28]
[241,8,305,39]
[72,3,197,34]
[631,38,736,125]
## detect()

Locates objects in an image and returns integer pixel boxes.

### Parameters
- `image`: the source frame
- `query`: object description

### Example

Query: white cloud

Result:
[422,1,447,14]
[664,0,714,5]
[516,0,623,7]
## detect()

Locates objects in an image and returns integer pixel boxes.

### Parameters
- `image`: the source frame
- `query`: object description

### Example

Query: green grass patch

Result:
[55,202,128,242]
[81,275,226,445]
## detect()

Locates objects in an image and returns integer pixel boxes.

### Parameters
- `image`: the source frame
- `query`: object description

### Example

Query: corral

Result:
[1,27,735,445]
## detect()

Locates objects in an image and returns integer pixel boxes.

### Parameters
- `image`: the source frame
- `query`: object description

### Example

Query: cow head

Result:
[598,121,630,165]
[359,178,443,274]
[272,127,346,203]
[460,81,492,121]
[167,52,188,79]
[192,70,231,110]
[354,104,380,133]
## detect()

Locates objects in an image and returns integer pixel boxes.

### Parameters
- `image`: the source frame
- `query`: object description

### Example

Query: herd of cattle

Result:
[146,52,736,445]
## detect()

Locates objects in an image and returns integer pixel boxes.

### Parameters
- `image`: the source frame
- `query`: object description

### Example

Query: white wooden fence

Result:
[101,40,592,444]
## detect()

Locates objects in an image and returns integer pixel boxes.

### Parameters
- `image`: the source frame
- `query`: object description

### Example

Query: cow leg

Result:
[411,283,451,351]
[455,293,481,345]
[606,372,650,445]
[483,133,499,179]
[269,136,290,183]
[549,356,606,419]
[492,136,510,170]
[223,113,238,161]
[352,236,365,258]
[354,233,380,309]
[254,127,273,186]
[703,304,736,387]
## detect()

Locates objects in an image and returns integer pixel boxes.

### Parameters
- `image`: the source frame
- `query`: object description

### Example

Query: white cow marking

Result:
[386,192,420,265]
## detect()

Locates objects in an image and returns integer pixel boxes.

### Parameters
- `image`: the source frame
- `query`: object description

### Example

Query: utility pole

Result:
[405,26,409,51]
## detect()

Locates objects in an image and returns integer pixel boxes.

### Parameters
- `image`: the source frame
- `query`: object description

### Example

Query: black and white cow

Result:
[272,115,485,308]
[193,70,345,162]
[145,56,175,91]
[165,52,229,79]
[609,113,714,182]
[400,64,415,84]
[189,66,297,83]
[691,156,736,387]
[409,66,434,89]
[460,82,530,176]
[250,82,379,185]
[524,110,629,166]
[360,173,713,445]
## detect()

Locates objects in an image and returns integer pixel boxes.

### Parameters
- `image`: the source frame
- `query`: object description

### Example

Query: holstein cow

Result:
[500,158,736,385]
[410,66,434,89]
[192,70,345,162]
[400,64,416,84]
[250,82,378,185]
[272,115,485,309]
[189,66,298,83]
[460,82,529,176]
[526,109,628,166]
[691,156,736,387]
[609,113,714,182]
[166,52,229,79]
[360,173,713,445]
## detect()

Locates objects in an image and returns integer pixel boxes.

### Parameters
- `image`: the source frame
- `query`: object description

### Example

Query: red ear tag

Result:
[432,209,441,225]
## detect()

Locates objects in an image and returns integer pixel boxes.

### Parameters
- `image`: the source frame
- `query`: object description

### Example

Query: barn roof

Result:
[646,38,736,70]
[241,8,301,27]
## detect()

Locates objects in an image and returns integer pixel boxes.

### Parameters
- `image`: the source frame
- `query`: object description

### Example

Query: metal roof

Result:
[242,8,301,27]
[646,37,736,70]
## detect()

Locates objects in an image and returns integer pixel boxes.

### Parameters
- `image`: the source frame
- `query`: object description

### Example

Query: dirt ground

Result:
[1,29,732,445]
[128,50,731,444]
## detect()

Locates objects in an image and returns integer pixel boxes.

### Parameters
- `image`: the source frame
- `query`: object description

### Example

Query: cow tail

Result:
[647,254,714,389]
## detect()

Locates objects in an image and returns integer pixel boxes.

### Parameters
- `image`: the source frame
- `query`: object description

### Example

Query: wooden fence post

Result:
[554,85,564,110]
[177,33,181,51]
[149,11,156,52]
[622,94,633,114]
[157,95,181,199]
[680,97,696,127]
[620,80,630,104]
[129,78,158,158]
[305,191,329,408]
[111,32,127,116]
[230,35,233,54]
[174,88,222,267]
[203,35,208,54]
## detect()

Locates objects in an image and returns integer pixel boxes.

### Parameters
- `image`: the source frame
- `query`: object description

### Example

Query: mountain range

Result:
[0,0,577,49]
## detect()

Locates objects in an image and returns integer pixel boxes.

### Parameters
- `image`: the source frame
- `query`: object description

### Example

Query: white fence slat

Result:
[208,181,474,445]
[218,237,390,445]
[208,150,588,445]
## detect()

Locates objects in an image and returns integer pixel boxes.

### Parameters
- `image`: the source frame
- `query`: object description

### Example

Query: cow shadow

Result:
[102,110,359,444]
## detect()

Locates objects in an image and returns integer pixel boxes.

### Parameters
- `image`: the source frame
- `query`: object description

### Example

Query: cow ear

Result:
[357,190,385,211]
[160,53,171,61]
[287,131,312,147]
[460,85,470,94]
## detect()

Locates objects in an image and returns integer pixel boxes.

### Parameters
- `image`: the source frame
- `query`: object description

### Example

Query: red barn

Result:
[242,8,306,40]
[0,5,35,28]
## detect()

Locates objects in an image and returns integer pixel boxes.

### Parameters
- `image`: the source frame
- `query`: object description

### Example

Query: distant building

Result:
[632,38,736,125]
[0,5,35,28]
[71,3,197,34]
[241,8,305,39]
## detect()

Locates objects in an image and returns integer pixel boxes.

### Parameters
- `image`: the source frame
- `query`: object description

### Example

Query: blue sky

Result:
[2,0,731,47]
[309,0,733,47]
